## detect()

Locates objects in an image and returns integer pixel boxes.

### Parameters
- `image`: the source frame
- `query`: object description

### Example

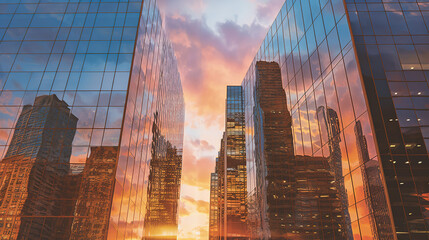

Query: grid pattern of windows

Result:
[346,0,429,239]
[215,86,248,239]
[242,0,397,239]
[0,0,184,239]
[209,172,219,240]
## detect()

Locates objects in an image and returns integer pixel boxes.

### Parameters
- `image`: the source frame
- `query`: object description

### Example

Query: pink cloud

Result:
[255,0,285,23]
[164,14,266,125]
[190,139,215,151]
[181,145,214,191]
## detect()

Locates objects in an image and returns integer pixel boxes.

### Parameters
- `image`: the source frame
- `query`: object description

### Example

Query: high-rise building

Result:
[209,172,219,240]
[242,0,429,239]
[0,0,185,239]
[213,87,248,239]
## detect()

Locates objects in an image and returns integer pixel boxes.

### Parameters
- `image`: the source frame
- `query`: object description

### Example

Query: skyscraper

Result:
[209,172,219,240]
[0,0,185,239]
[241,0,429,239]
[212,87,248,239]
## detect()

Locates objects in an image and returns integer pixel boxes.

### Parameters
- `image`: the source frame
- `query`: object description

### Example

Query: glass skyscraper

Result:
[242,0,429,239]
[0,0,184,239]
[209,171,219,240]
[211,86,248,239]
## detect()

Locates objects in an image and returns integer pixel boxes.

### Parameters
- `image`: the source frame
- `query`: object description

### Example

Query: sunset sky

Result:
[156,0,284,239]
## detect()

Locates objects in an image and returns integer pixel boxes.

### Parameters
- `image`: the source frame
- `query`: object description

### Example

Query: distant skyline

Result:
[157,1,284,239]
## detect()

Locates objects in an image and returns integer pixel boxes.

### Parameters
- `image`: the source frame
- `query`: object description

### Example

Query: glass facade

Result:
[238,0,429,239]
[346,1,429,239]
[209,171,219,240]
[0,0,184,239]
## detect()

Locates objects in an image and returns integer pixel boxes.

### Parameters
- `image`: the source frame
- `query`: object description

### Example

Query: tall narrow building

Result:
[241,0,429,239]
[209,171,219,240]
[0,0,185,239]
[213,87,248,239]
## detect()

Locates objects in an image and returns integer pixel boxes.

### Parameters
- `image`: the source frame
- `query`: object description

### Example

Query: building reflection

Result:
[209,171,219,240]
[354,121,392,239]
[0,1,184,238]
[0,95,118,239]
[0,95,78,239]
[144,112,182,239]
[250,61,347,239]
[70,146,118,239]
[317,105,353,240]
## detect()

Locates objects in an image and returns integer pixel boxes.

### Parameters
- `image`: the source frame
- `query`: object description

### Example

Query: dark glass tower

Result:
[346,2,429,239]
[241,0,429,239]
[0,0,184,239]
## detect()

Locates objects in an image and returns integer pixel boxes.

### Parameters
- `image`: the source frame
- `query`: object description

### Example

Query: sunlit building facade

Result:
[214,86,248,239]
[0,0,184,239]
[243,0,429,239]
[209,172,219,240]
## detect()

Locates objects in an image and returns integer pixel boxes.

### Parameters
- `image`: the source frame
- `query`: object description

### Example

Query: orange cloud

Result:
[181,150,213,191]
[182,196,209,214]
[165,15,267,127]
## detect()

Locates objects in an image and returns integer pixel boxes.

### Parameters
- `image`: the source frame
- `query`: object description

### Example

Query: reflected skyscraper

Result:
[240,0,429,239]
[144,113,183,239]
[250,61,346,239]
[252,61,296,239]
[317,105,353,240]
[0,0,185,239]
[0,94,79,239]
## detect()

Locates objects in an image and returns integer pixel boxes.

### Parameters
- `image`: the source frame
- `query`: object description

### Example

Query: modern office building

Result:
[0,0,185,239]
[212,86,248,239]
[242,0,429,239]
[209,172,219,240]
[144,112,183,239]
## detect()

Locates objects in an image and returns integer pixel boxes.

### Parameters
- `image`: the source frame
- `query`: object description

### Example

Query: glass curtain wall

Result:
[346,0,429,239]
[242,0,396,239]
[0,0,184,239]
